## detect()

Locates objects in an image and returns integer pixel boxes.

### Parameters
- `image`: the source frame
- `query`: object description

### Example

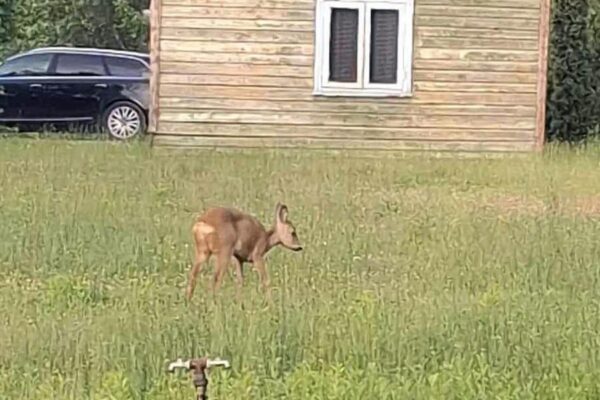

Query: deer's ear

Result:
[276,202,289,223]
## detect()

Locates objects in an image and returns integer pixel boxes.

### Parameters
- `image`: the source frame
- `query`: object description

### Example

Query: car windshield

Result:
[0,69,39,77]
[0,53,52,76]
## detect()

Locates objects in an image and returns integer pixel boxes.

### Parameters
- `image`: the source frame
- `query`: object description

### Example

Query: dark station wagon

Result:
[0,47,150,140]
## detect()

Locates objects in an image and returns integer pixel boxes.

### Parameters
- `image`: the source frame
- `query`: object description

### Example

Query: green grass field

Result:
[2,138,600,399]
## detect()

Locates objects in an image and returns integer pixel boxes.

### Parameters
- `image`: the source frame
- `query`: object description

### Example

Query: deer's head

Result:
[274,202,303,252]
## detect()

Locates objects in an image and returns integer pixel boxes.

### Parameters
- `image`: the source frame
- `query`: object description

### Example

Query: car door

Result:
[0,77,17,120]
[44,53,107,121]
[103,55,150,109]
[0,53,53,121]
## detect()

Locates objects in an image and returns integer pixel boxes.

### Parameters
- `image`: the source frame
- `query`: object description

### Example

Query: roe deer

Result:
[185,203,302,301]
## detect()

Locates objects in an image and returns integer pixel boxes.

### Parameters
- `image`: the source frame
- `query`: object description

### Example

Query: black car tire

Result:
[102,101,146,140]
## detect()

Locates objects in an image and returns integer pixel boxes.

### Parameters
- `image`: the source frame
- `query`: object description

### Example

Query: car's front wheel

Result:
[102,102,146,140]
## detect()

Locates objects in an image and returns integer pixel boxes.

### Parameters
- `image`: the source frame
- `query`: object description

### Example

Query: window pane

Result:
[105,56,148,77]
[0,54,52,76]
[55,54,106,76]
[329,8,359,83]
[369,9,399,84]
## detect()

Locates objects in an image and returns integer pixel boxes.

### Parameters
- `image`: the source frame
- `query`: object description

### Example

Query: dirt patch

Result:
[376,187,600,218]
[564,196,600,217]
[476,195,546,216]
[475,194,600,217]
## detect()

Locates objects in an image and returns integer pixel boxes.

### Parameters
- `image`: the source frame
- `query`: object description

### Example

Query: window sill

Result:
[312,88,414,98]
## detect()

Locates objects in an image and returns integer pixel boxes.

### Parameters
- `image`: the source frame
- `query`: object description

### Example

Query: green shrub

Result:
[0,0,149,58]
[546,0,598,142]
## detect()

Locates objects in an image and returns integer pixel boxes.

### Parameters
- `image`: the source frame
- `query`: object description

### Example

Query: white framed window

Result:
[313,0,414,97]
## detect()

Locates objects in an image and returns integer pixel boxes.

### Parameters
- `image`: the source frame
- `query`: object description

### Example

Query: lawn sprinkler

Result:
[167,357,231,400]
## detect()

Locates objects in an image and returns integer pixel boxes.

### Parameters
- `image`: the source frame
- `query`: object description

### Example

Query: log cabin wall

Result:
[150,0,548,152]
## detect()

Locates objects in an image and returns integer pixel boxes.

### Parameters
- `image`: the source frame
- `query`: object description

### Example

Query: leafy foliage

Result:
[0,0,12,49]
[0,0,149,59]
[547,0,600,142]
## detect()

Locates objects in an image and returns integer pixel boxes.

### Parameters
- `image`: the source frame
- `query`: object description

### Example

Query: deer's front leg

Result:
[254,257,272,301]
[231,256,244,302]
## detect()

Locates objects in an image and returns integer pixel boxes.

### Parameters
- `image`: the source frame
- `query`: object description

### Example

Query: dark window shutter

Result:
[329,8,359,83]
[369,9,399,84]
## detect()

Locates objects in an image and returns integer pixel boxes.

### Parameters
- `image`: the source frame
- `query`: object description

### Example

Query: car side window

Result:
[54,54,106,76]
[0,53,53,77]
[105,56,148,78]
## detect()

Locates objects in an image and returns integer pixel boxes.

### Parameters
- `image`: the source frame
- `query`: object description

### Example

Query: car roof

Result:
[6,47,149,64]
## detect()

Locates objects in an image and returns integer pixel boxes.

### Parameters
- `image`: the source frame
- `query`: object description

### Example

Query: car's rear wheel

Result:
[102,101,146,140]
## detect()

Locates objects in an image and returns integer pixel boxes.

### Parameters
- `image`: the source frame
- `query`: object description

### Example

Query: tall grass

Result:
[1,138,600,399]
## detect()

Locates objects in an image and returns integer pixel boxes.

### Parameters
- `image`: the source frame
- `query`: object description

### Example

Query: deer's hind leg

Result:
[212,246,234,295]
[185,222,214,301]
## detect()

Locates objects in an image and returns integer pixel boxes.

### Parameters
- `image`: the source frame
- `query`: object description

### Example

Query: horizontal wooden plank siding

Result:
[153,135,536,153]
[154,0,543,152]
